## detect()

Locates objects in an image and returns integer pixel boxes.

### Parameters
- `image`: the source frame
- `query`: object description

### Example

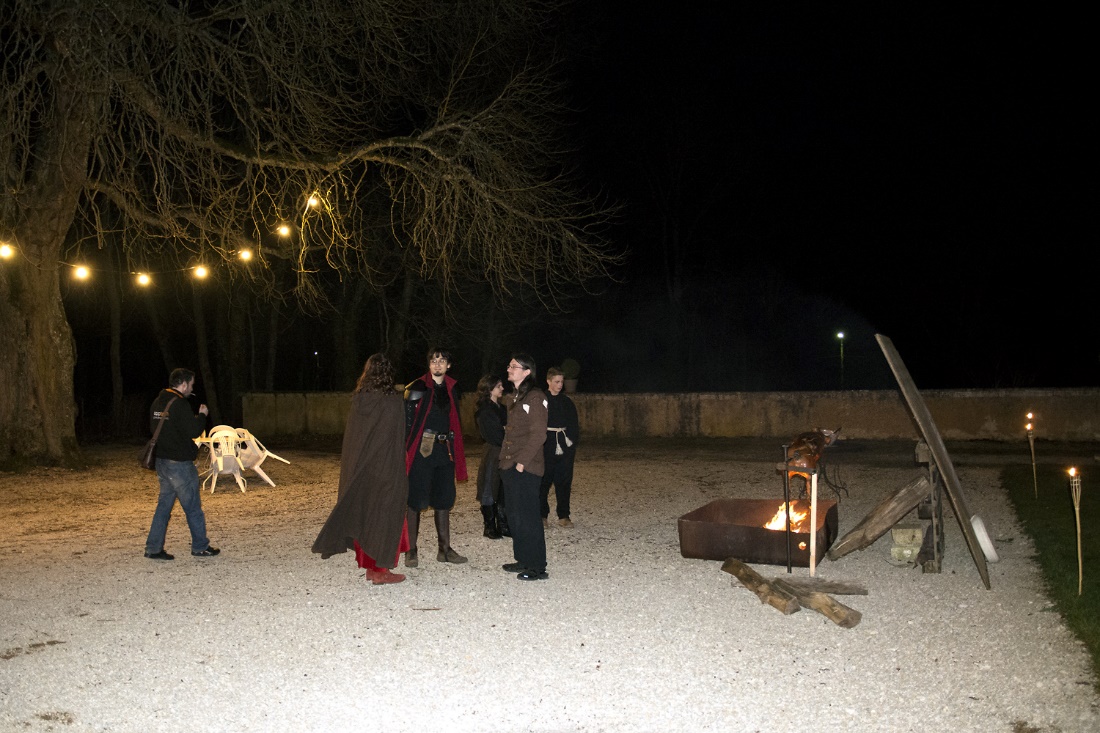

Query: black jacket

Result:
[149,389,207,461]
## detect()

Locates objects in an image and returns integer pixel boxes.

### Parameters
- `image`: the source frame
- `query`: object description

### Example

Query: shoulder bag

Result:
[140,396,179,470]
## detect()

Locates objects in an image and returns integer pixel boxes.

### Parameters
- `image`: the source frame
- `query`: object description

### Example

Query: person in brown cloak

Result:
[312,353,410,585]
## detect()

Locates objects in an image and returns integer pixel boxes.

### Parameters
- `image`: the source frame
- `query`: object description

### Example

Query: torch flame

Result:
[763,502,809,532]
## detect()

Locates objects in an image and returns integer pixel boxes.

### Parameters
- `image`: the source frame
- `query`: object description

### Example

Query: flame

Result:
[763,502,809,532]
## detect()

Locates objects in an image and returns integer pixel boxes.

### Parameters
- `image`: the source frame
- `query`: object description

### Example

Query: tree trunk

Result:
[106,262,124,436]
[191,283,221,424]
[144,290,177,375]
[333,280,370,390]
[0,42,95,465]
[0,256,81,465]
[265,304,279,391]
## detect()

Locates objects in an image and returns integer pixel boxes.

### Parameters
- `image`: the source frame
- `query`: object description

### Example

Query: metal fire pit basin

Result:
[678,498,839,567]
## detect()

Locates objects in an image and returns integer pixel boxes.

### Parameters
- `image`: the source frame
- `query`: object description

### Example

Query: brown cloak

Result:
[312,390,407,567]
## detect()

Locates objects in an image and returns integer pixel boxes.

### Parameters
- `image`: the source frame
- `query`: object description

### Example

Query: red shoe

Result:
[367,568,406,585]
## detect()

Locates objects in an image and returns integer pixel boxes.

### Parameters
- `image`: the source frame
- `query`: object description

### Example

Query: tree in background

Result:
[1,0,616,464]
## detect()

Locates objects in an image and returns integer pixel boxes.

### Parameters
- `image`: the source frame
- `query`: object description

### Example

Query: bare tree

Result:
[0,0,616,464]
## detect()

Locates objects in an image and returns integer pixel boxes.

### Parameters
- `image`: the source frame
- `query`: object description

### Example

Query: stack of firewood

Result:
[721,558,865,628]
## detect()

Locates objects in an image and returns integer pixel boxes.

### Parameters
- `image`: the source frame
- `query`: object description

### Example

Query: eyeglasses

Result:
[507,363,527,371]
[430,358,448,365]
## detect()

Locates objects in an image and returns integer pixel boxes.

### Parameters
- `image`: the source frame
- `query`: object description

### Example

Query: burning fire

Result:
[763,502,809,532]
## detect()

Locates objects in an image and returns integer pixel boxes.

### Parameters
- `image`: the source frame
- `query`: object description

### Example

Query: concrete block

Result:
[891,545,921,562]
[891,521,924,547]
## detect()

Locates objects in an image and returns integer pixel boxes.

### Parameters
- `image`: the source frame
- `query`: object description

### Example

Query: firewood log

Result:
[721,558,801,615]
[770,577,868,596]
[772,579,863,628]
[827,474,929,560]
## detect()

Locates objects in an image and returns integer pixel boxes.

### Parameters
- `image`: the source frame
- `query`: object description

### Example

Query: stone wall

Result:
[241,388,1100,442]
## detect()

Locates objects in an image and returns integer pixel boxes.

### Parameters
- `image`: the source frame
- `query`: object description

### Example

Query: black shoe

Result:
[517,570,548,581]
[191,547,220,557]
[144,550,174,560]
[502,562,527,573]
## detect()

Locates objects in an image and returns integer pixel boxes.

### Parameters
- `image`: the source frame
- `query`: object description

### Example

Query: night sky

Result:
[563,5,1093,390]
[58,6,1096,418]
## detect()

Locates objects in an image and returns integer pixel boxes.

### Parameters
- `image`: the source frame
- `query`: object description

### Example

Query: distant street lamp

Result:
[1026,413,1037,498]
[836,331,845,389]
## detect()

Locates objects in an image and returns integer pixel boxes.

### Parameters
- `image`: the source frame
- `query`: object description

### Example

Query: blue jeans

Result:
[145,458,211,554]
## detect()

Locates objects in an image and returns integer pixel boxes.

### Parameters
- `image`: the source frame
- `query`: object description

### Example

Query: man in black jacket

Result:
[143,368,220,560]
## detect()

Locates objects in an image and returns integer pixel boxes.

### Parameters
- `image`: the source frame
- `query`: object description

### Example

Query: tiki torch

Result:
[1026,413,1037,499]
[782,444,792,574]
[1070,468,1083,596]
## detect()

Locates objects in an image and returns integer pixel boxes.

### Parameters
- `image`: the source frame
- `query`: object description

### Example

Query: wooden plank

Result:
[875,334,992,590]
[721,558,801,615]
[827,474,929,560]
[773,579,863,628]
[770,577,868,596]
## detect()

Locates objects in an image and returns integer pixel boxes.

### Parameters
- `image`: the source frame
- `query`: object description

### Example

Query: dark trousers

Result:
[502,467,546,573]
[407,443,456,510]
[539,452,575,519]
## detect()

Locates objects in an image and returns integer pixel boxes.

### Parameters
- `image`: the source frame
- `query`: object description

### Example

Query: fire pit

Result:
[678,499,839,567]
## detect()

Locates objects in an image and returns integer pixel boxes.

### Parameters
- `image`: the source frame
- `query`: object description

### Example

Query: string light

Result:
[4,205,308,285]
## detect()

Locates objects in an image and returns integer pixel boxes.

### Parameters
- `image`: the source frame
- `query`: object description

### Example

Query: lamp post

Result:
[836,331,845,389]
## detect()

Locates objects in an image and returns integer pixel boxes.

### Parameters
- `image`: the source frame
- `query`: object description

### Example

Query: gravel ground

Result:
[1,438,1097,733]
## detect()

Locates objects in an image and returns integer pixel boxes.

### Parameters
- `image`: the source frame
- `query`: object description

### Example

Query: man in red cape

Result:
[403,348,468,567]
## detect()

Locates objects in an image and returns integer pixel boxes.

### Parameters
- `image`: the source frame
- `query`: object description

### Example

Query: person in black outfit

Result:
[143,368,219,560]
[540,367,580,528]
[403,348,468,567]
[474,374,508,539]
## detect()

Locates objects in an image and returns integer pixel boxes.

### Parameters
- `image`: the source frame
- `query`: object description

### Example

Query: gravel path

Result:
[1,439,1097,732]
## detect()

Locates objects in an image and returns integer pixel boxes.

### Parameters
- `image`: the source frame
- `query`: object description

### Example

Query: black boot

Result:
[435,510,468,563]
[481,505,502,539]
[496,504,511,538]
[405,508,420,568]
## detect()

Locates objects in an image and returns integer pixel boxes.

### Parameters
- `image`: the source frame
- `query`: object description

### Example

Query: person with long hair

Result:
[474,374,508,539]
[498,353,549,580]
[312,354,410,585]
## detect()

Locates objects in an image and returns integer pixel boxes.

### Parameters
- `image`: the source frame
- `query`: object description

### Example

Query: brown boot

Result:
[405,508,420,568]
[434,510,467,563]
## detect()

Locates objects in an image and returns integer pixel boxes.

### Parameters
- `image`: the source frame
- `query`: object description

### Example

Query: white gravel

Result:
[1,439,1097,732]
